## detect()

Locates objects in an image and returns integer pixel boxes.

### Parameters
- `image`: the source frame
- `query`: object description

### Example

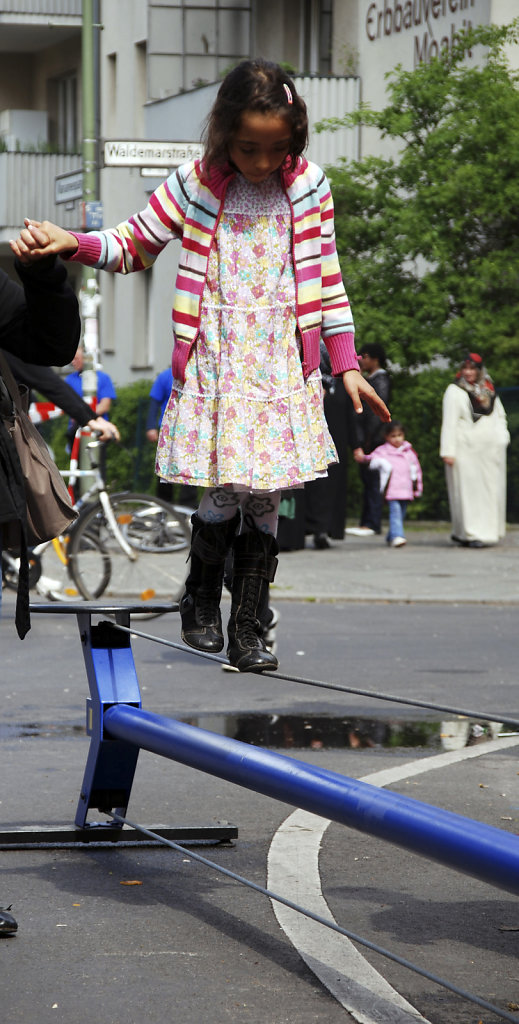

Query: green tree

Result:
[319,21,519,383]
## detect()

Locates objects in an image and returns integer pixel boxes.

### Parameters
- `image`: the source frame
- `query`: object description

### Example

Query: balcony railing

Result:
[0,1,81,14]
[0,152,83,242]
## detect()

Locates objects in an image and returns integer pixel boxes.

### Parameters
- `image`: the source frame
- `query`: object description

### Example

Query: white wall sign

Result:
[55,169,83,204]
[364,0,478,66]
[104,140,203,167]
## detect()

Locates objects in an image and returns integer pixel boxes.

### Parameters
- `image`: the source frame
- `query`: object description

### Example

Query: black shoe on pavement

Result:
[313,533,330,549]
[0,906,18,936]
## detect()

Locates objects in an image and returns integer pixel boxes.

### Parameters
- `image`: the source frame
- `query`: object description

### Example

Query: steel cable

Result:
[110,620,519,729]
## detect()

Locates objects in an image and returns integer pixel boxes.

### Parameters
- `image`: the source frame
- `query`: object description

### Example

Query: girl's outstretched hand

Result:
[9,218,78,263]
[342,369,391,421]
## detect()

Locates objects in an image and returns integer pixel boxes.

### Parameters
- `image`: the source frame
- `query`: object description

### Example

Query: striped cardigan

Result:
[70,156,358,383]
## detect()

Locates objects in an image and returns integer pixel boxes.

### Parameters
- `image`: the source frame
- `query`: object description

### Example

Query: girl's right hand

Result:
[9,218,79,263]
[343,370,391,421]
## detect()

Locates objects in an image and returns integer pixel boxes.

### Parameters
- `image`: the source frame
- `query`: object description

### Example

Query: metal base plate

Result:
[0,823,238,848]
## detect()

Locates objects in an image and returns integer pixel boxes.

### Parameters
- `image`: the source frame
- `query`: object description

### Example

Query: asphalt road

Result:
[1,539,519,1024]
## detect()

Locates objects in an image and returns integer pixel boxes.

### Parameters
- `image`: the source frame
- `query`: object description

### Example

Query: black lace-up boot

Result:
[180,513,240,653]
[227,527,279,672]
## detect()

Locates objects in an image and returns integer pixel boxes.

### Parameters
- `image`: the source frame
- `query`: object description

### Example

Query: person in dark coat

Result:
[0,256,80,639]
[303,341,357,547]
[347,342,391,536]
[0,255,80,937]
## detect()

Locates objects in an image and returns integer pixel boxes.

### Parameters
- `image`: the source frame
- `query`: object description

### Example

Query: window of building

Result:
[148,0,252,97]
[105,53,117,136]
[48,72,79,152]
[300,0,332,74]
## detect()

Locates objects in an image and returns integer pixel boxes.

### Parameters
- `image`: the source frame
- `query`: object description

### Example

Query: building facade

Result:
[0,0,516,384]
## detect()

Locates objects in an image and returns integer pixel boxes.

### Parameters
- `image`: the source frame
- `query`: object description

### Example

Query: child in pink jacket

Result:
[364,421,423,547]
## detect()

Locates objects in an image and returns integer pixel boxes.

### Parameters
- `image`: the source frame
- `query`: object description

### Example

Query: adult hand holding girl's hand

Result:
[9,218,79,263]
[342,369,391,421]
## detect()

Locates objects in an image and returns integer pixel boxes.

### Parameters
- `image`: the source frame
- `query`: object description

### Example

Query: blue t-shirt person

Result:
[65,349,116,421]
[145,365,196,507]
[146,367,173,435]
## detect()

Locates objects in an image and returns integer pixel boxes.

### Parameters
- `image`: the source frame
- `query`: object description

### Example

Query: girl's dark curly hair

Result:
[202,59,308,172]
[384,420,405,438]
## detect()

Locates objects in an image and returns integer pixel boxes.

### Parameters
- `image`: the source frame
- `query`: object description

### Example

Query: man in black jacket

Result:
[0,256,81,638]
[0,255,80,938]
[347,343,392,536]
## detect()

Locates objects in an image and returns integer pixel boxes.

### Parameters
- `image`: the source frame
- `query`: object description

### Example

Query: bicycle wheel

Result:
[38,532,111,601]
[2,551,41,591]
[114,494,191,553]
[68,493,190,608]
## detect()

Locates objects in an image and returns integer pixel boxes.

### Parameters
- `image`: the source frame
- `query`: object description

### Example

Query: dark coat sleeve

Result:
[348,370,392,452]
[0,257,80,366]
[2,351,94,426]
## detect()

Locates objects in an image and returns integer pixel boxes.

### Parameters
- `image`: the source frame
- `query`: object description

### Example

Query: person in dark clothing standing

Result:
[346,343,391,536]
[0,256,80,636]
[304,341,358,548]
[0,254,80,938]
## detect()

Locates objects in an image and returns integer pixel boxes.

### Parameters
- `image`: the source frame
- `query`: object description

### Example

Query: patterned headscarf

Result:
[455,352,496,420]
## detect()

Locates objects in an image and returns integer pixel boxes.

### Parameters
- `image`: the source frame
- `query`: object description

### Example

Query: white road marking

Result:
[268,736,519,1023]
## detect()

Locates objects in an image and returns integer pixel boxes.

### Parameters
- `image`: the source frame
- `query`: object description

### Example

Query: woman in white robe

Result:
[440,353,510,548]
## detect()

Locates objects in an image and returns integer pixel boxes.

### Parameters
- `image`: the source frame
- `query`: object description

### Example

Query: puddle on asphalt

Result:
[0,722,86,740]
[0,715,506,751]
[176,714,506,751]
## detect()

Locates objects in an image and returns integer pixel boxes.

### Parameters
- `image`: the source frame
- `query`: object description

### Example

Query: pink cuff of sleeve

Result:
[67,232,103,266]
[326,332,359,375]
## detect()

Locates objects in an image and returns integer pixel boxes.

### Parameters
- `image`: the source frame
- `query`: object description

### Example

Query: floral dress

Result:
[156,172,337,491]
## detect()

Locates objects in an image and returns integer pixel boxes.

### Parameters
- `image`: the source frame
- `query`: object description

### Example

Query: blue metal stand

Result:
[0,605,237,847]
[3,603,519,901]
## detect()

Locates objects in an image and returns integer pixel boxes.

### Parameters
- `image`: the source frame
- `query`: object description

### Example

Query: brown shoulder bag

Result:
[0,351,78,543]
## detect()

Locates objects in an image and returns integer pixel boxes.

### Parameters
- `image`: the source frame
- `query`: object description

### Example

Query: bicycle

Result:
[2,435,192,614]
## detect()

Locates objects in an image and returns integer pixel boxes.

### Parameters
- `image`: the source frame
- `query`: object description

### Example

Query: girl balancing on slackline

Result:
[10,59,390,673]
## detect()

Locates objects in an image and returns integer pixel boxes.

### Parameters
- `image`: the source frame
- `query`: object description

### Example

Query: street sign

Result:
[104,140,202,167]
[55,169,83,204]
[81,201,104,230]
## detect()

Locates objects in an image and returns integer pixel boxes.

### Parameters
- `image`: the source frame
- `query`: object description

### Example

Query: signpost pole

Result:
[79,0,101,492]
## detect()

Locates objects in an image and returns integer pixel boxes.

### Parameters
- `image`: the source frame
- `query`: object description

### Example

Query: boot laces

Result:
[237,578,263,647]
[196,586,221,625]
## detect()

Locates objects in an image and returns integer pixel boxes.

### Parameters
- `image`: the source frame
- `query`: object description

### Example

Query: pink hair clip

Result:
[283,83,293,105]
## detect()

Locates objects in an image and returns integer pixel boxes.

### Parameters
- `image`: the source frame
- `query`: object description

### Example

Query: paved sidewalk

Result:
[271,523,519,604]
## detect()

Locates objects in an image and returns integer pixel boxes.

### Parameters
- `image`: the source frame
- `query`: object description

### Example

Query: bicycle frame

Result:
[3,434,134,599]
[63,436,136,559]
[3,430,190,606]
